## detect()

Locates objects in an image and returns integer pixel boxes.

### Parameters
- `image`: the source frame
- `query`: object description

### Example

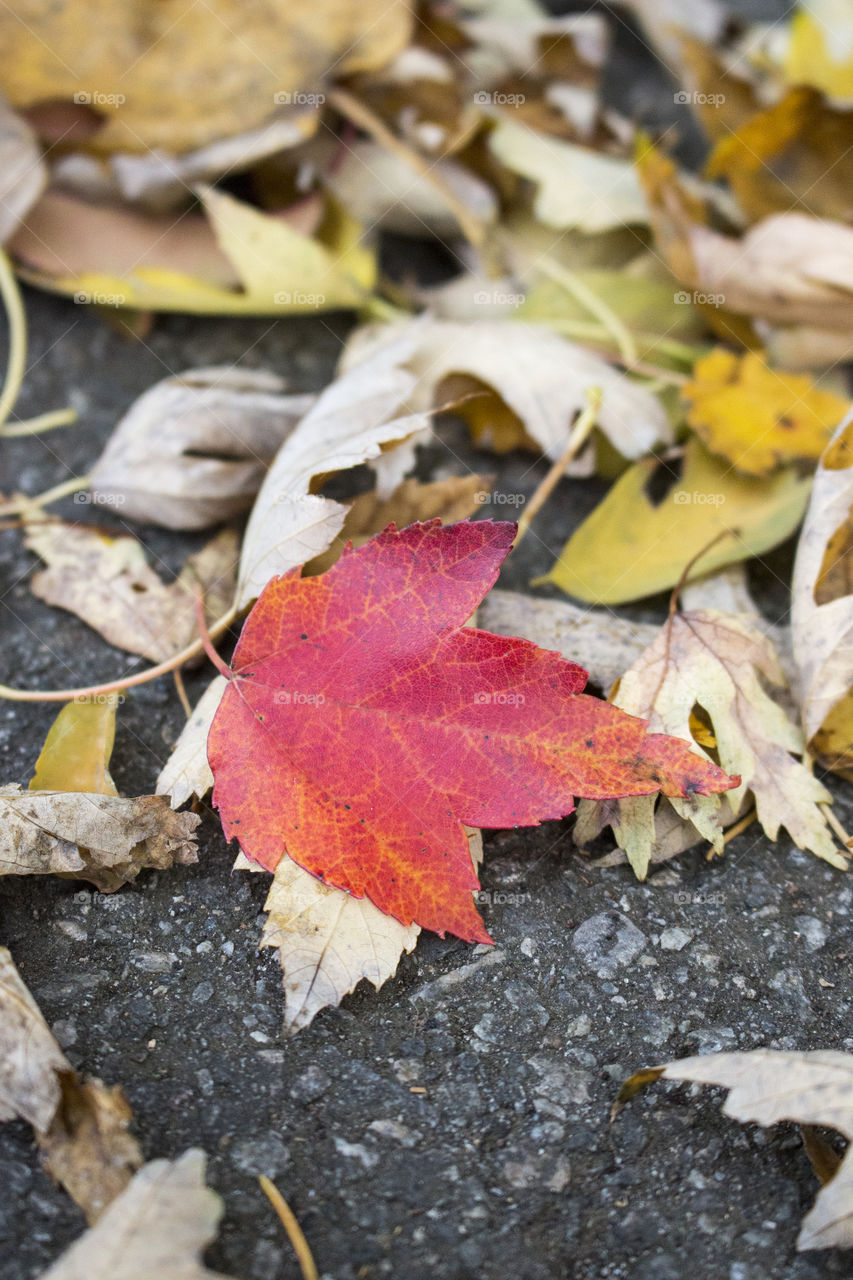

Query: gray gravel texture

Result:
[3,4,852,1278]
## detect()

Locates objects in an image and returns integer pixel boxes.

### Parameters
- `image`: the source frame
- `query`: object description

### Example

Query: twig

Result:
[721,808,756,846]
[0,249,27,430]
[173,668,192,720]
[0,475,91,517]
[328,87,485,247]
[259,1176,319,1280]
[514,388,601,548]
[2,407,77,437]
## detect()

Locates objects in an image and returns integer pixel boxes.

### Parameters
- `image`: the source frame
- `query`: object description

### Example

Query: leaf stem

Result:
[668,529,735,620]
[0,605,238,702]
[194,585,234,681]
[514,387,601,548]
[2,407,77,437]
[259,1176,319,1280]
[0,249,27,430]
[0,474,90,517]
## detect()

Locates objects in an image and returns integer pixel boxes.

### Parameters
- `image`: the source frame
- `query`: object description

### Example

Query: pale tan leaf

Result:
[0,786,199,891]
[156,676,228,808]
[0,946,70,1131]
[0,96,45,243]
[25,518,238,663]
[618,1049,853,1251]
[90,368,315,530]
[38,1149,233,1280]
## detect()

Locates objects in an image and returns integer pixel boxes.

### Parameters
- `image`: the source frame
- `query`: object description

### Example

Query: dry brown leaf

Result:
[0,785,200,891]
[0,0,411,154]
[1,947,142,1222]
[89,368,315,530]
[38,1149,233,1280]
[792,408,853,777]
[617,1049,853,1251]
[25,519,238,662]
[307,475,490,575]
[574,610,845,878]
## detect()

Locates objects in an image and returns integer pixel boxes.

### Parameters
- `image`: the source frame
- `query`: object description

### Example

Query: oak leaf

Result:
[208,520,735,942]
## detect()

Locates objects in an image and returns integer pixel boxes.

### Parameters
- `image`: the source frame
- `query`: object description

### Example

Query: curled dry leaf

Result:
[89,367,315,530]
[38,1149,233,1280]
[343,318,672,466]
[616,1049,853,1251]
[0,0,411,154]
[24,518,238,662]
[156,676,228,809]
[0,947,142,1223]
[544,437,812,605]
[251,827,483,1033]
[792,409,853,778]
[0,95,45,244]
[683,348,848,476]
[574,610,845,879]
[0,786,200,892]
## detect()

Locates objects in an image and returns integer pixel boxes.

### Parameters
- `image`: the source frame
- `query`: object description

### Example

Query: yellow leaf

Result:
[785,5,853,102]
[542,437,812,604]
[683,348,848,475]
[29,697,119,797]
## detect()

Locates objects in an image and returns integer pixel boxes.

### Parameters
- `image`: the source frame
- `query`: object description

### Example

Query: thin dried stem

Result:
[3,407,77,437]
[0,249,27,430]
[259,1176,319,1280]
[514,388,601,548]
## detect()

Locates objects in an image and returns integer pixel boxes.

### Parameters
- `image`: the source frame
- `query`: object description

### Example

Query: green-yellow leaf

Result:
[29,697,119,797]
[542,437,812,604]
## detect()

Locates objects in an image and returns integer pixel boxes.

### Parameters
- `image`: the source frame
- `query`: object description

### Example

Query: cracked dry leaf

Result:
[574,609,846,879]
[683,348,848,476]
[38,1149,233,1280]
[0,786,200,891]
[24,519,238,663]
[0,947,142,1222]
[89,368,315,531]
[343,318,672,466]
[617,1049,853,1251]
[792,409,853,778]
[0,0,411,154]
[544,437,812,605]
[306,474,490,575]
[248,828,483,1032]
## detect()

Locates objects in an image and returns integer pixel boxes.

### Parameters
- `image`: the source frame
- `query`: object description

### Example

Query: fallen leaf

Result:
[0,0,411,153]
[616,1049,853,1251]
[0,95,45,243]
[236,328,433,607]
[683,348,848,475]
[785,2,853,102]
[30,696,119,796]
[37,1149,233,1279]
[792,408,853,777]
[543,437,812,604]
[306,475,490,575]
[254,826,483,1033]
[0,947,142,1222]
[574,609,845,879]
[0,945,70,1131]
[0,785,200,891]
[25,519,238,662]
[89,367,315,530]
[477,590,658,692]
[209,520,735,942]
[156,676,228,809]
[343,318,672,466]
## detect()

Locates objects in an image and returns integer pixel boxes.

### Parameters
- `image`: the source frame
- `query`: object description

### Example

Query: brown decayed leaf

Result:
[89,368,315,531]
[0,785,200,891]
[24,518,238,663]
[617,1050,853,1251]
[37,1149,233,1279]
[0,946,70,1131]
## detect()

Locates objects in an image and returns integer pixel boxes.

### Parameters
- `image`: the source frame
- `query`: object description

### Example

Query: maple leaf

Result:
[208,520,736,942]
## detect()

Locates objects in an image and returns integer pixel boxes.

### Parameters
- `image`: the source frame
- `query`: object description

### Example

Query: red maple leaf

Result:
[208,521,737,942]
